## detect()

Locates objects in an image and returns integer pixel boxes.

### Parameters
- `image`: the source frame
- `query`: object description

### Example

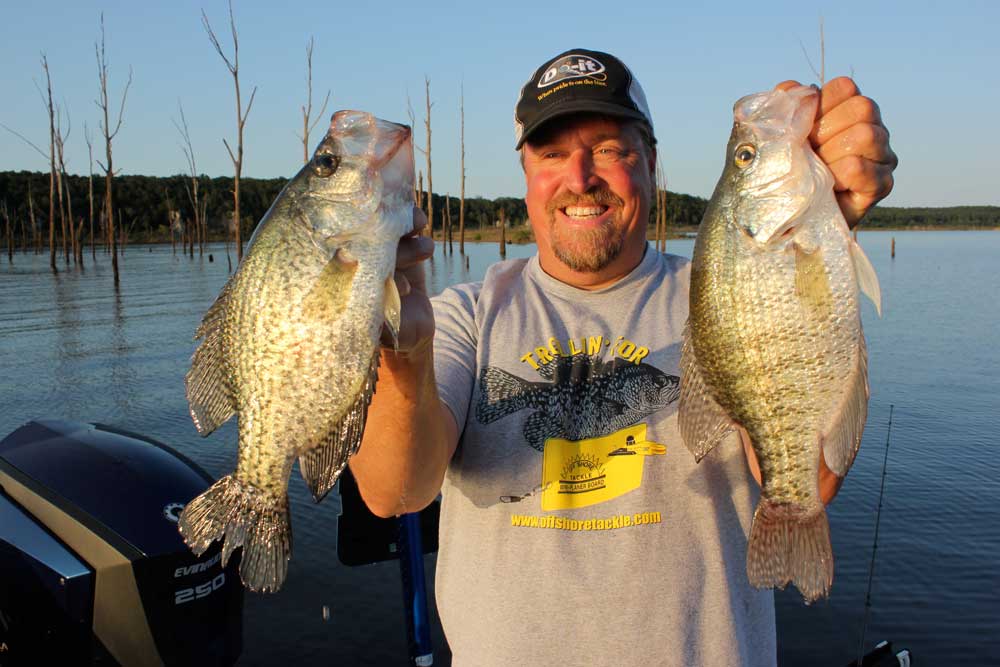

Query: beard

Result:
[545,189,627,273]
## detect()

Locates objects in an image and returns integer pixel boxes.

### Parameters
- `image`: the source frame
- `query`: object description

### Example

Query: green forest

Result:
[0,170,996,246]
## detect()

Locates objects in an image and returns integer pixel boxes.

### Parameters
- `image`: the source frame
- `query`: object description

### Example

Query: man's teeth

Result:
[563,206,607,218]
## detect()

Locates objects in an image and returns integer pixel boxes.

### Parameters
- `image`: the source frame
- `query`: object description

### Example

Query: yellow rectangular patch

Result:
[541,424,660,511]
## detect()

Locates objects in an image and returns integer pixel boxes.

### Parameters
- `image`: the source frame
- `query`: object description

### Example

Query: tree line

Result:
[2,168,996,251]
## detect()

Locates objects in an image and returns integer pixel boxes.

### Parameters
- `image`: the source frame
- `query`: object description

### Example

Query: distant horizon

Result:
[2,167,997,211]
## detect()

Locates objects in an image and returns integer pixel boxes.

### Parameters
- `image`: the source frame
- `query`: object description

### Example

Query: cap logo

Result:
[538,55,607,88]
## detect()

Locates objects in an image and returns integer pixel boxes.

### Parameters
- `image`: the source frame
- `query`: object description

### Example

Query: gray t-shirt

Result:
[431,246,776,667]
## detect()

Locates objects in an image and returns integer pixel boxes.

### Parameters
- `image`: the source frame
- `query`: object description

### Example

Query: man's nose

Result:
[564,149,602,194]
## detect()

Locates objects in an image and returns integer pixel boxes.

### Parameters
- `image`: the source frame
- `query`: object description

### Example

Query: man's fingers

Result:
[811,93,883,146]
[396,234,435,269]
[816,76,861,119]
[394,272,411,297]
[773,79,802,93]
[814,122,896,167]
[406,206,429,237]
[831,160,896,228]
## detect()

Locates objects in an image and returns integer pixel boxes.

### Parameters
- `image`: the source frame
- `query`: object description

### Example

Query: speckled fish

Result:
[477,355,679,451]
[178,111,414,592]
[678,85,881,603]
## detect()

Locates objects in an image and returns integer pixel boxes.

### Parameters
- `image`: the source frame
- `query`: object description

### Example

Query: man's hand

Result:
[776,77,898,228]
[383,207,436,354]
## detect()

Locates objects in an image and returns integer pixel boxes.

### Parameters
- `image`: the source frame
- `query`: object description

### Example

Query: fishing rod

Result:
[856,404,894,666]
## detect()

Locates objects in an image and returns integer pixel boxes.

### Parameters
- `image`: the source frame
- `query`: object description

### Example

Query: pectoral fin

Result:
[185,281,237,435]
[850,239,882,317]
[299,351,380,502]
[383,275,401,349]
[820,337,870,476]
[678,325,737,462]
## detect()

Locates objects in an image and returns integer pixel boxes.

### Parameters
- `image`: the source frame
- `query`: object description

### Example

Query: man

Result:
[350,48,897,665]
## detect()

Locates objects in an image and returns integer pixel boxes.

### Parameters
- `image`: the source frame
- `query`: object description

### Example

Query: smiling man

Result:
[350,48,897,666]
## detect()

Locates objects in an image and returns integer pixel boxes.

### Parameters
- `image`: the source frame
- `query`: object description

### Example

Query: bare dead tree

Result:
[203,0,257,263]
[173,100,203,258]
[298,36,330,164]
[53,105,77,266]
[407,93,426,207]
[424,77,434,240]
[444,193,452,254]
[95,12,133,286]
[3,201,11,263]
[27,184,39,254]
[499,208,506,259]
[84,123,96,260]
[42,55,58,272]
[459,82,466,254]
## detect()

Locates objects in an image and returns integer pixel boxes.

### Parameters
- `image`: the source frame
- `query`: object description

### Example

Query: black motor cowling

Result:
[0,420,242,666]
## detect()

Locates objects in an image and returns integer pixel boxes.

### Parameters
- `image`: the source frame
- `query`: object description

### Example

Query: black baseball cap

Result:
[514,48,655,150]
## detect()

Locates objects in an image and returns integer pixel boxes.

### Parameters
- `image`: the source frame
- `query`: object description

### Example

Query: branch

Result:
[0,124,49,160]
[109,66,133,139]
[308,90,331,135]
[241,85,257,126]
[202,9,236,73]
[222,137,237,165]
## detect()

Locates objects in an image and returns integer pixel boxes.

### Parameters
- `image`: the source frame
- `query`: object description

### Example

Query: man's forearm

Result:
[349,342,458,518]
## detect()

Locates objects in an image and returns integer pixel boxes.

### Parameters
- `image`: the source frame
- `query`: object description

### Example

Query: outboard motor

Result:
[0,420,243,666]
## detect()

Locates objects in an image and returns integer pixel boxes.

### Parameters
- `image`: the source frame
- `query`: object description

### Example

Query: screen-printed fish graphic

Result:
[476,354,679,451]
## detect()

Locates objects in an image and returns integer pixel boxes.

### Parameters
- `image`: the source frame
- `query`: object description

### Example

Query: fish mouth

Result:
[371,121,411,170]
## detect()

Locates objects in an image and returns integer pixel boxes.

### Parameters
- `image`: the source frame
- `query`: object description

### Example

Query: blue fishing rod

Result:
[397,512,433,666]
[336,468,438,666]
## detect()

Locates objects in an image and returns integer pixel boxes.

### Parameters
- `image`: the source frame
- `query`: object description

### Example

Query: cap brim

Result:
[515,100,651,149]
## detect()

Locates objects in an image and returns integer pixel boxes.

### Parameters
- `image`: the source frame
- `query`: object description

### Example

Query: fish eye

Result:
[734,143,756,169]
[313,153,340,178]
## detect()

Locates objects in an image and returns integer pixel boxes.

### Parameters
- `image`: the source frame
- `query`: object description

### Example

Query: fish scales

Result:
[679,85,880,603]
[178,110,414,592]
[478,356,679,451]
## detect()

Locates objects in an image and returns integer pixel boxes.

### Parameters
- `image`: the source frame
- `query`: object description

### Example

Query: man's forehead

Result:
[525,113,642,147]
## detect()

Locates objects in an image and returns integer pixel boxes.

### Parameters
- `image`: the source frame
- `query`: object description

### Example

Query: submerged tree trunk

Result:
[95,13,133,286]
[424,77,433,241]
[459,83,466,255]
[499,208,506,259]
[203,0,256,264]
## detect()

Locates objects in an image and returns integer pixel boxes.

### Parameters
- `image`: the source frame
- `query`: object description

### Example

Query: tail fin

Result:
[746,500,833,604]
[178,475,291,593]
[476,366,535,423]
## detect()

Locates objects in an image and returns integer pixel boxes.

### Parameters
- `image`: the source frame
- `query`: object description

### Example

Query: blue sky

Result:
[1,0,996,207]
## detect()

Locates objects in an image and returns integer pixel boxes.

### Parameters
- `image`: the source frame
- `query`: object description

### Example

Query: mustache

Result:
[546,189,624,215]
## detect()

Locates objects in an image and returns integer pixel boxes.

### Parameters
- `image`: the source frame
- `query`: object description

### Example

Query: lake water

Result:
[1,232,997,665]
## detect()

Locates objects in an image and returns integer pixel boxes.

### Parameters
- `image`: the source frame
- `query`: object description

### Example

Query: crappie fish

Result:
[678,85,881,603]
[178,110,414,592]
[477,354,679,451]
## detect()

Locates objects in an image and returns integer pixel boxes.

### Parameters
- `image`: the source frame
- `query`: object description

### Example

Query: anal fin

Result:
[299,351,380,502]
[678,325,737,461]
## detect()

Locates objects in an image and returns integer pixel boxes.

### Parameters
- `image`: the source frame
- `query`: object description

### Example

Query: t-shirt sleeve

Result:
[431,282,481,430]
